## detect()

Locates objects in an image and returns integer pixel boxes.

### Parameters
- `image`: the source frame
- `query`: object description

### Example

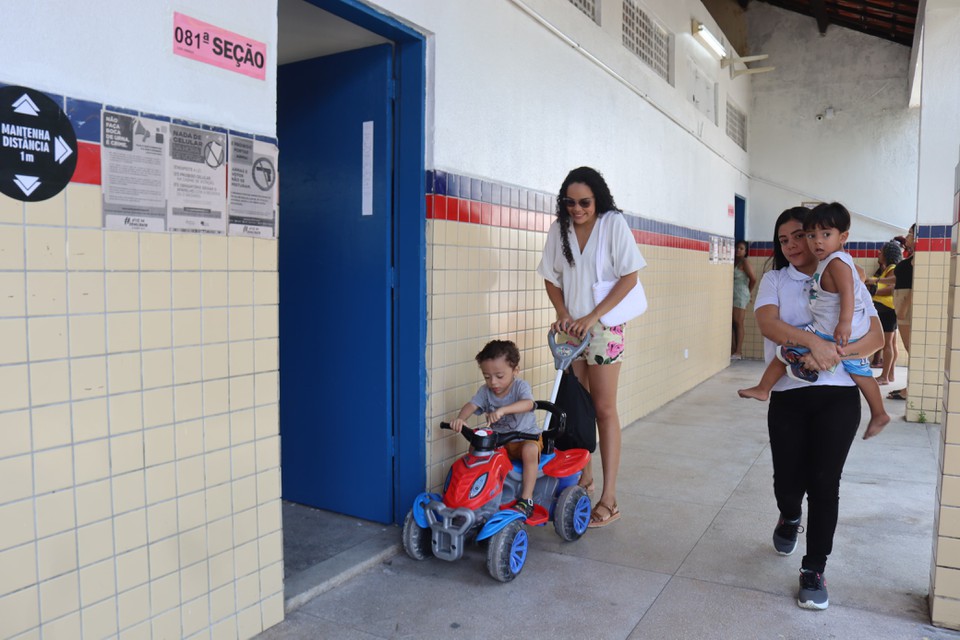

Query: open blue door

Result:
[278,44,394,523]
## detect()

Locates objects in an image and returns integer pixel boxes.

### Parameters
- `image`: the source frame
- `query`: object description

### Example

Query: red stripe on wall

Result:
[916,238,949,252]
[427,195,714,252]
[71,141,101,185]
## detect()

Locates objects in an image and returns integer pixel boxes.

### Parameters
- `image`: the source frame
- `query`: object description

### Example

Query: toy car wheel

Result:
[553,485,591,541]
[402,510,432,560]
[486,519,528,582]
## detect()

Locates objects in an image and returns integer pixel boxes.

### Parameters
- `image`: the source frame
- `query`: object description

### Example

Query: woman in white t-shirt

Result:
[537,167,645,528]
[752,206,883,610]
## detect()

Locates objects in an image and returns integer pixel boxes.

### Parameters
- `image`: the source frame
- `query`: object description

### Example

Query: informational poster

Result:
[227,134,278,237]
[167,123,227,234]
[0,85,77,202]
[101,110,168,231]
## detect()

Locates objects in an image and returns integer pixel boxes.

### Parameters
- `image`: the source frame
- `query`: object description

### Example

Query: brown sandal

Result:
[587,502,620,528]
[578,479,595,495]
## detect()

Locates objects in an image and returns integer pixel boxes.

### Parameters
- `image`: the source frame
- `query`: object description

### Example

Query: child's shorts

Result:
[557,322,625,366]
[810,328,872,377]
[504,436,543,460]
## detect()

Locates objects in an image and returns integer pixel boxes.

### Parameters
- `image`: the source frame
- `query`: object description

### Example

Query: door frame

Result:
[734,194,746,243]
[303,0,426,523]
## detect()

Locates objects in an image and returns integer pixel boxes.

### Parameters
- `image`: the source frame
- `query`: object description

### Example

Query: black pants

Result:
[768,385,860,573]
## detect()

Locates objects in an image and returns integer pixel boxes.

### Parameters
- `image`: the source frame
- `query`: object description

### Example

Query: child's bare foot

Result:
[738,386,769,401]
[875,376,889,385]
[863,413,891,439]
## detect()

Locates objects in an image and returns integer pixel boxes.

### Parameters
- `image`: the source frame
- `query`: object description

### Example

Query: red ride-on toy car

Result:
[402,335,594,582]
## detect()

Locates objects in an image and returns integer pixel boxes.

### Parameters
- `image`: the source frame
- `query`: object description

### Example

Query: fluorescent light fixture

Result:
[691,19,726,60]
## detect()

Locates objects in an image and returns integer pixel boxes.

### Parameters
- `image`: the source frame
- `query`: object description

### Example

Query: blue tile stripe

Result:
[427,169,727,245]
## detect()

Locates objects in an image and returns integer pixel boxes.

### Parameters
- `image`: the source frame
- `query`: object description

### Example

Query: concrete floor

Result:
[260,361,960,640]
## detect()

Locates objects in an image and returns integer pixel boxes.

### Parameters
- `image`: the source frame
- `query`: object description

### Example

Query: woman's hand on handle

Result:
[550,314,575,335]
[553,314,598,340]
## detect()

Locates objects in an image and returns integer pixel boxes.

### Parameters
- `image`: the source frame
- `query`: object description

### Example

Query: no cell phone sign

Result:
[0,85,77,201]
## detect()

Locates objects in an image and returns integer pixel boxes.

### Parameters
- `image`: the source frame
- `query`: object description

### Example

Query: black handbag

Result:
[552,368,597,452]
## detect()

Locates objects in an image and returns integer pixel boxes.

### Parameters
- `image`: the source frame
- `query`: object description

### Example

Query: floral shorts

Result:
[557,322,625,366]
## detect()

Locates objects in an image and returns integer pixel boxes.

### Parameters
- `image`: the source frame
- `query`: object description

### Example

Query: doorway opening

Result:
[276,0,425,583]
[734,194,746,244]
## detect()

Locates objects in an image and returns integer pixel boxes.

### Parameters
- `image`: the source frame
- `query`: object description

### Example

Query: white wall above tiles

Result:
[368,0,751,236]
[916,0,960,226]
[746,3,919,241]
[0,0,278,136]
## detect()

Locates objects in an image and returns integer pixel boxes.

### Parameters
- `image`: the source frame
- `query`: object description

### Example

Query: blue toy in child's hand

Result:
[401,401,592,582]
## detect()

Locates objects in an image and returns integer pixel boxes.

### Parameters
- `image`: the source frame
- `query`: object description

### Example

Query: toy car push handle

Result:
[548,329,591,371]
[544,330,590,433]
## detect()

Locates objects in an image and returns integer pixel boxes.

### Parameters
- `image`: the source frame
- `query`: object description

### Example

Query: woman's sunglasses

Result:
[562,197,594,209]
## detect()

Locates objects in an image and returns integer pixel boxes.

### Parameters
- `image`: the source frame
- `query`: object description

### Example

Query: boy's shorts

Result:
[810,328,872,377]
[557,322,625,366]
[504,436,543,460]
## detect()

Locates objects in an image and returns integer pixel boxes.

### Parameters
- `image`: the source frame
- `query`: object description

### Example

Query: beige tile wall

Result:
[930,229,960,628]
[907,249,950,424]
[424,218,731,490]
[0,185,283,639]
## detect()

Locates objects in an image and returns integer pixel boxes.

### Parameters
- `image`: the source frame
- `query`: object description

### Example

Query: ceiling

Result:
[741,0,919,47]
[277,0,389,65]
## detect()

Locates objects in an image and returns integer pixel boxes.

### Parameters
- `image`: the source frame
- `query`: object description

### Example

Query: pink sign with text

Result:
[173,12,267,80]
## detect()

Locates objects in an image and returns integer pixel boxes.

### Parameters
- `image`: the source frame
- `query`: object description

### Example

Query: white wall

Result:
[746,3,919,240]
[0,0,278,136]
[917,0,960,224]
[370,0,751,236]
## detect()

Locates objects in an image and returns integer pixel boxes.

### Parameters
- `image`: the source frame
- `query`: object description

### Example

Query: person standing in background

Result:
[865,241,902,385]
[731,240,757,360]
[886,224,915,400]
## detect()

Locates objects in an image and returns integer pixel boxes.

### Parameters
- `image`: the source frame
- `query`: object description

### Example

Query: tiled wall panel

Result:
[932,210,960,627]
[0,184,282,639]
[908,229,951,424]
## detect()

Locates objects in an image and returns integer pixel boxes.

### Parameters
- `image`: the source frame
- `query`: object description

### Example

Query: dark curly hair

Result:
[880,241,902,266]
[555,166,620,266]
[475,340,520,369]
[804,202,851,233]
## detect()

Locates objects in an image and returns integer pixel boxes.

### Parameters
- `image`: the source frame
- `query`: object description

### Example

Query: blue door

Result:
[278,44,394,523]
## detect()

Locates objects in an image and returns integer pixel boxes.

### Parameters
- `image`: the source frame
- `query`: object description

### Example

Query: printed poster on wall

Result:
[227,134,278,237]
[168,123,227,234]
[101,110,168,231]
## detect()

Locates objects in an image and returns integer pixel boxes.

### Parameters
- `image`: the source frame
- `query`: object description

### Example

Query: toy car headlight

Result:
[469,473,488,499]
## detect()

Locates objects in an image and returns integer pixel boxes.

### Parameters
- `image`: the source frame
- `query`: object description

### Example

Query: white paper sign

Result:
[101,110,169,231]
[168,123,227,234]
[227,134,278,237]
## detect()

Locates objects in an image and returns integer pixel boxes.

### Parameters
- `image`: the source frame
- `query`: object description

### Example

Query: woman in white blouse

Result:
[753,206,883,609]
[537,167,645,527]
